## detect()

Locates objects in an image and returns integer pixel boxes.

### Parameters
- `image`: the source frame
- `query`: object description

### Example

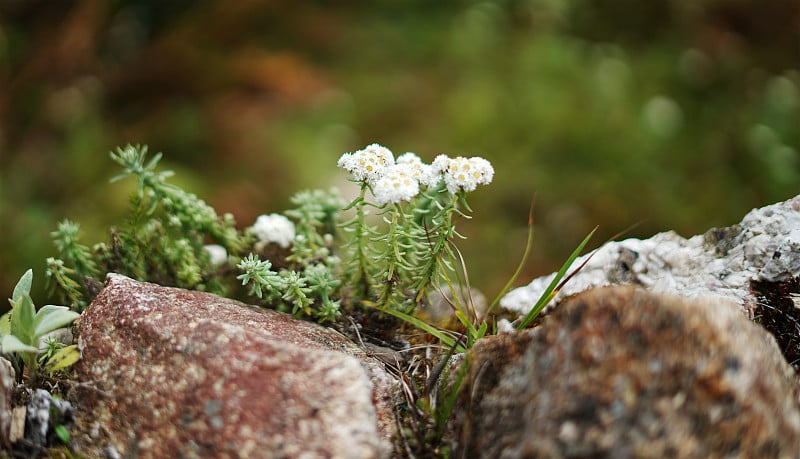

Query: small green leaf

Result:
[144,151,163,171]
[54,424,71,443]
[10,293,36,345]
[45,345,80,375]
[0,312,9,336]
[108,171,130,183]
[1,334,39,354]
[33,306,80,337]
[11,269,33,305]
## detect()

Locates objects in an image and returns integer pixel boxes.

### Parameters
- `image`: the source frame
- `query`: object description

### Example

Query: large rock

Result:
[452,286,800,458]
[73,274,398,459]
[501,194,800,317]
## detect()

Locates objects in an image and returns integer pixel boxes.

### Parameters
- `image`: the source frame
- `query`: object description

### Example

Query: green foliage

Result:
[48,145,248,309]
[284,189,344,270]
[236,254,342,323]
[236,254,285,301]
[110,145,243,252]
[517,226,598,330]
[51,220,98,280]
[236,189,345,322]
[2,270,80,375]
[340,183,380,298]
[40,341,81,377]
[303,264,342,322]
[54,424,72,444]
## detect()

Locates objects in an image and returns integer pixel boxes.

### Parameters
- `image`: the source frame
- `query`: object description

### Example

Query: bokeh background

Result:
[1,0,798,303]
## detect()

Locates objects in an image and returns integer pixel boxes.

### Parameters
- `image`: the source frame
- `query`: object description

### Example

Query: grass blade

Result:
[486,198,536,317]
[516,226,597,330]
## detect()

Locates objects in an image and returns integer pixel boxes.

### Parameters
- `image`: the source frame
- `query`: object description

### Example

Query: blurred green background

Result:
[1,0,798,304]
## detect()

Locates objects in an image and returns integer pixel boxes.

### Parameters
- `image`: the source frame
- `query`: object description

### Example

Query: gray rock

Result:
[501,194,800,317]
[74,274,399,459]
[452,286,800,458]
[26,388,74,447]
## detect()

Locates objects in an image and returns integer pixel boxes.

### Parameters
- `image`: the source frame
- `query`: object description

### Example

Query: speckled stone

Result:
[452,286,800,458]
[502,194,800,318]
[74,274,398,459]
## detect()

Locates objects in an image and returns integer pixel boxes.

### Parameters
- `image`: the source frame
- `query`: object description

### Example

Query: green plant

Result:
[47,145,250,310]
[2,270,80,377]
[337,146,493,312]
[40,338,81,377]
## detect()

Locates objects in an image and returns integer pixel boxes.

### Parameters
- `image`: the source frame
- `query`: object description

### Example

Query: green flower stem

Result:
[343,183,375,298]
[413,192,464,302]
[376,203,408,308]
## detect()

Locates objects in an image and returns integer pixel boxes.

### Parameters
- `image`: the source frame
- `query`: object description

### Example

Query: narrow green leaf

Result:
[517,226,597,330]
[476,320,489,340]
[108,172,130,183]
[11,269,33,305]
[144,151,162,171]
[33,306,80,337]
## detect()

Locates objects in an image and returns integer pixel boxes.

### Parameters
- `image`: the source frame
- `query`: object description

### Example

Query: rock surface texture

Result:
[74,274,398,459]
[454,286,800,458]
[502,194,800,317]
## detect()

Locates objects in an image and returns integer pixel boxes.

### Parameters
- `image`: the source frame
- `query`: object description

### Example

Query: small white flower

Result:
[203,244,228,266]
[438,155,495,194]
[431,154,450,176]
[396,152,422,165]
[372,164,420,205]
[251,214,296,248]
[469,156,494,185]
[397,152,440,188]
[337,143,395,185]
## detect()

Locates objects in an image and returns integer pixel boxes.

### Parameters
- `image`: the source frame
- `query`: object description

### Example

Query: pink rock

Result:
[74,274,398,458]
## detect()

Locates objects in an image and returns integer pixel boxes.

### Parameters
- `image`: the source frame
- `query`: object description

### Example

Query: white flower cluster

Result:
[337,143,395,186]
[203,244,228,266]
[373,165,419,205]
[433,155,494,194]
[338,144,495,204]
[396,152,440,188]
[251,213,296,248]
